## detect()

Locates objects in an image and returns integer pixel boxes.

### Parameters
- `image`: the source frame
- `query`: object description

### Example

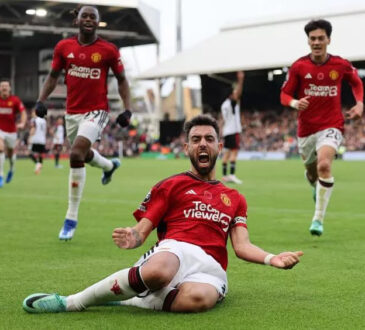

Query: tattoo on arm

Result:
[131,228,142,248]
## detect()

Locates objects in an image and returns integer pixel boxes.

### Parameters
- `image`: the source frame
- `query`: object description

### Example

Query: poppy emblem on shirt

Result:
[91,52,102,63]
[329,70,339,80]
[79,53,86,60]
[317,72,324,80]
[221,193,231,207]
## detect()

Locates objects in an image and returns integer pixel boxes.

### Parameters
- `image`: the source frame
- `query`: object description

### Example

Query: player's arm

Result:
[232,71,245,101]
[115,71,132,127]
[112,217,153,249]
[34,69,61,118]
[230,225,303,269]
[17,110,27,130]
[345,67,364,120]
[280,64,310,111]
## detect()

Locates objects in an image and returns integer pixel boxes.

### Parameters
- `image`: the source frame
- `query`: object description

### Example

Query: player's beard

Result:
[190,153,218,176]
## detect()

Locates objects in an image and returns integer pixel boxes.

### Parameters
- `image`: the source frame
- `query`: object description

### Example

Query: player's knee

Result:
[143,265,174,289]
[183,290,216,312]
[70,148,85,163]
[317,160,331,175]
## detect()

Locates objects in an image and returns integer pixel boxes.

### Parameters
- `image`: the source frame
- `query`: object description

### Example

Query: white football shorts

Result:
[134,239,228,299]
[0,129,17,149]
[65,110,109,145]
[298,127,343,165]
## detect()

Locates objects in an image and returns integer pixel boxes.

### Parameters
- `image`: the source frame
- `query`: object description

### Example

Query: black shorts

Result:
[31,144,46,153]
[223,133,240,149]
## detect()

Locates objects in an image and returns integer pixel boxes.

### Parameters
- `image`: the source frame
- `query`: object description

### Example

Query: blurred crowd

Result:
[15,108,365,159]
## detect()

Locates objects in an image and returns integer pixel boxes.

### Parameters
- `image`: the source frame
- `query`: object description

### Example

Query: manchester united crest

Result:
[91,52,102,63]
[329,70,339,80]
[8,101,12,106]
[221,193,231,207]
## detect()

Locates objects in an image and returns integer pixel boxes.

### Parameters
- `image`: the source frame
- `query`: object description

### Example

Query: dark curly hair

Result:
[304,19,332,37]
[184,114,220,140]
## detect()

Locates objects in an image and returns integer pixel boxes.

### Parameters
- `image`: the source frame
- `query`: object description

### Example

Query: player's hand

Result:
[346,101,363,120]
[270,251,303,269]
[35,101,47,118]
[116,110,132,127]
[16,122,25,130]
[112,227,141,249]
[237,71,245,81]
[297,96,310,111]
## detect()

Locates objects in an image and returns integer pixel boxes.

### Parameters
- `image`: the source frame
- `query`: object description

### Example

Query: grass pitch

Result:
[1,158,365,329]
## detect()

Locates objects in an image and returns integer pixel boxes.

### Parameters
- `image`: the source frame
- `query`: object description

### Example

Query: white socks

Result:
[88,148,113,171]
[65,167,86,221]
[313,177,334,223]
[66,268,138,311]
[0,152,4,176]
[121,286,176,311]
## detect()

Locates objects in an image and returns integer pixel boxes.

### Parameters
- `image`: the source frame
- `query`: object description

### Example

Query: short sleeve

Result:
[281,62,299,96]
[51,42,65,72]
[133,183,168,228]
[110,45,124,75]
[14,97,25,112]
[230,193,248,229]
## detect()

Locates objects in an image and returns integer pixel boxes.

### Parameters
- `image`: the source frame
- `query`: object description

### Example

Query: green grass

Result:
[1,158,365,329]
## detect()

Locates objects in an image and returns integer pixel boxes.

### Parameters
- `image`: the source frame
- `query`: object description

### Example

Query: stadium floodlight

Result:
[25,9,36,15]
[273,69,283,75]
[35,9,47,17]
[99,22,107,27]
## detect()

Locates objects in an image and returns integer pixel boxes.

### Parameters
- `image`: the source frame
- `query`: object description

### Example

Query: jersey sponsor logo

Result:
[304,73,312,79]
[317,72,324,80]
[221,193,231,206]
[185,189,197,195]
[67,52,75,58]
[91,52,102,63]
[304,84,338,97]
[0,107,12,114]
[67,64,101,79]
[183,201,231,232]
[329,70,339,80]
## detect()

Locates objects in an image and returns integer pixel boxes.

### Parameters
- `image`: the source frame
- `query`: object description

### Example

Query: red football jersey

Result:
[133,172,248,270]
[0,95,25,132]
[281,54,363,137]
[52,36,124,114]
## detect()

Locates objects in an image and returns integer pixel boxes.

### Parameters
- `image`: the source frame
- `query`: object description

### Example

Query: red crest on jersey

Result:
[329,70,339,80]
[221,193,231,206]
[91,52,102,63]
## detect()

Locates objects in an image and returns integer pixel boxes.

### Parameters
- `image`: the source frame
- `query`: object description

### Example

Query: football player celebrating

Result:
[23,114,303,314]
[0,79,27,187]
[281,19,363,236]
[35,5,132,241]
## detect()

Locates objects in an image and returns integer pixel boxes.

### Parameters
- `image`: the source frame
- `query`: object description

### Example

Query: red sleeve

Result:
[14,97,25,112]
[110,45,124,75]
[280,63,300,105]
[51,42,65,72]
[133,183,168,228]
[230,194,248,230]
[343,61,364,102]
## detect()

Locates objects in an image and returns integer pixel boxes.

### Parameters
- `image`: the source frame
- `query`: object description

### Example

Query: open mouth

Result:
[198,153,209,164]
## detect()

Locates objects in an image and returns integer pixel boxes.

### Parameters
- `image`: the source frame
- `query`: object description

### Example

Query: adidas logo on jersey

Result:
[305,73,312,79]
[67,53,75,59]
[185,190,197,195]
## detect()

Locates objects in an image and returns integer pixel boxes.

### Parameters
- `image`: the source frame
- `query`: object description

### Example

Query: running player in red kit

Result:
[23,114,303,314]
[281,19,363,236]
[0,79,27,187]
[35,6,132,241]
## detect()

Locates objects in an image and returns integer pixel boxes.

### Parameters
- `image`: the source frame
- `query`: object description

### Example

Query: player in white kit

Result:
[52,117,65,168]
[29,113,47,175]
